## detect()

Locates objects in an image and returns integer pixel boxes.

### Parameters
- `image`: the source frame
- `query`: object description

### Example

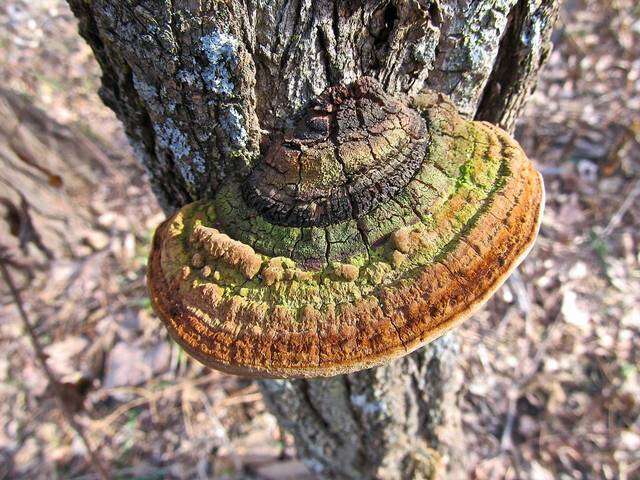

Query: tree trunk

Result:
[67,0,559,477]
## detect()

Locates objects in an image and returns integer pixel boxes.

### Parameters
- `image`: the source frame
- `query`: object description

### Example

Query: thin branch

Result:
[0,260,110,480]
[91,371,221,433]
[602,178,640,237]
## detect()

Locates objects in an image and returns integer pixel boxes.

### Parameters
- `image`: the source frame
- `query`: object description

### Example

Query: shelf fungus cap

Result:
[147,77,544,378]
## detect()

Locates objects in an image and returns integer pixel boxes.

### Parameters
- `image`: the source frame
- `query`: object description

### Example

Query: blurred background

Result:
[0,1,639,478]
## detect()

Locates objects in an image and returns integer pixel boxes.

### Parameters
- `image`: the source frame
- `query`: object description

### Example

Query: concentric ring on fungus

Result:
[147,77,545,378]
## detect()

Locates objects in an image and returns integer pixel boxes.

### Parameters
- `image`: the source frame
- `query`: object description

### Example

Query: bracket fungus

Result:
[147,77,544,378]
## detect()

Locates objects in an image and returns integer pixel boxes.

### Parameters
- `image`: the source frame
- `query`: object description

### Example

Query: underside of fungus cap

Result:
[147,77,544,378]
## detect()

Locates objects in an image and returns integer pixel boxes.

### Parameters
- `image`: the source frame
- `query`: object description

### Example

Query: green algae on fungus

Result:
[147,77,544,378]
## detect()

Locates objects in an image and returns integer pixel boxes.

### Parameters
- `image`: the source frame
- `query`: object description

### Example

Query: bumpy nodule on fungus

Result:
[147,77,544,378]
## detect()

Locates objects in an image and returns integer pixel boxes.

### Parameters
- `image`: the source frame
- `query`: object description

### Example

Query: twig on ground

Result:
[507,269,532,315]
[92,371,222,434]
[500,390,517,452]
[68,465,169,480]
[602,178,640,237]
[0,259,110,480]
[498,312,563,453]
[218,385,262,407]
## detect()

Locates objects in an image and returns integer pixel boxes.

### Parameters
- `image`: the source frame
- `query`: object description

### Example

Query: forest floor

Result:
[1,1,639,479]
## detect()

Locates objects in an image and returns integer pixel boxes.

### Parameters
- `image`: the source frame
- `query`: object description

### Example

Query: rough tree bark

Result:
[67,1,559,478]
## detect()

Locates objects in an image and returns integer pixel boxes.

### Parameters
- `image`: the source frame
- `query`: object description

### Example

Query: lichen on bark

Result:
[67,0,556,210]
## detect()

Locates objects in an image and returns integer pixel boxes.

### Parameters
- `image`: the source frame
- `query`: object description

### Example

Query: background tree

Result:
[66,1,560,478]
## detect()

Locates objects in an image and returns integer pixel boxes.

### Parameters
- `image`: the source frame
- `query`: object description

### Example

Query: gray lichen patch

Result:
[153,119,190,161]
[68,0,555,214]
[198,28,257,174]
[219,106,248,149]
[153,118,205,186]
[177,69,198,86]
[201,31,239,97]
[427,0,518,117]
[132,72,161,113]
